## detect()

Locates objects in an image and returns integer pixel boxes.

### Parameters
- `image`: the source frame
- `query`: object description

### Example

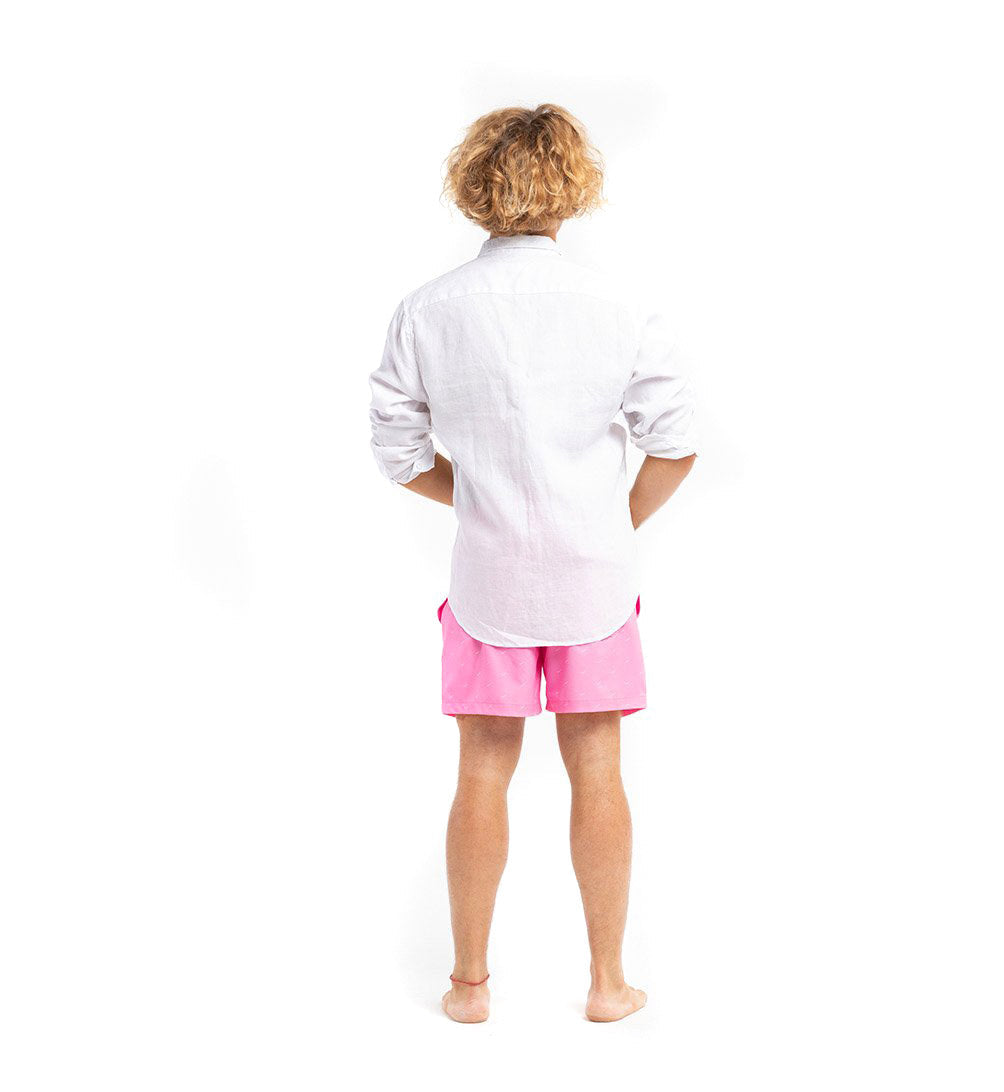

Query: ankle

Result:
[589,961,626,993]
[451,962,489,986]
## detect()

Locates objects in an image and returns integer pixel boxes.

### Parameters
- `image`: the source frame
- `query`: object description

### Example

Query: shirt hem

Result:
[446,592,641,648]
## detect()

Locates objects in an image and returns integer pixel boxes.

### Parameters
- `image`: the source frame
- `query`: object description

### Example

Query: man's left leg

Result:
[443,713,525,1023]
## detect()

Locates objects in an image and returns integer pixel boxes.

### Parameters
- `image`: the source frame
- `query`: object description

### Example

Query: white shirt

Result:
[368,234,697,647]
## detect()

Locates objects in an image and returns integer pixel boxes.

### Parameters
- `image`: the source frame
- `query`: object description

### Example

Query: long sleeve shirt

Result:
[368,233,697,647]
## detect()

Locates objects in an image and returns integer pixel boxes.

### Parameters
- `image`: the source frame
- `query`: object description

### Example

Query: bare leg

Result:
[556,711,647,1022]
[442,714,525,1023]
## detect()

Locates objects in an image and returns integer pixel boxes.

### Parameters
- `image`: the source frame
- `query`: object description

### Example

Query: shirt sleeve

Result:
[368,302,436,484]
[621,310,697,458]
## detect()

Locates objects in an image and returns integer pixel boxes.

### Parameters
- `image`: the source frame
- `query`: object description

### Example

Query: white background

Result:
[2,1,1002,1088]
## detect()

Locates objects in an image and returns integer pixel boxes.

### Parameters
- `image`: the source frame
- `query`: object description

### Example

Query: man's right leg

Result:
[443,714,525,1023]
[556,710,647,1022]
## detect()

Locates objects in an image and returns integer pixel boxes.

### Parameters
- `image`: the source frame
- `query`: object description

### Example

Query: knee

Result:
[456,765,513,795]
[456,757,520,799]
[564,752,621,791]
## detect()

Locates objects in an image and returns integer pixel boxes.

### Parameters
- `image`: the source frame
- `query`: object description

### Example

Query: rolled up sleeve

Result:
[368,303,436,484]
[621,310,697,458]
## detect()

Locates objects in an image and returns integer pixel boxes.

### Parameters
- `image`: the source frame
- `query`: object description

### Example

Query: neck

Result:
[490,224,560,242]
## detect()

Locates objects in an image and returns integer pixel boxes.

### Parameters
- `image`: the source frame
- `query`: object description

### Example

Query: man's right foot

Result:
[585,983,647,1022]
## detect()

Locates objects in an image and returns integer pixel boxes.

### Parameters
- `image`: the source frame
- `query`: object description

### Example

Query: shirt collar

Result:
[478,234,562,257]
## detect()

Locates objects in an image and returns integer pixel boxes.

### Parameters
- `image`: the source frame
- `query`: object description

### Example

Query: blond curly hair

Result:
[443,104,604,236]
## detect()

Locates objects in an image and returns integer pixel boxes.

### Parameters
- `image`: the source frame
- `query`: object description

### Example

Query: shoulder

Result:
[390,250,653,330]
[554,256,642,313]
[568,256,684,345]
[393,258,485,319]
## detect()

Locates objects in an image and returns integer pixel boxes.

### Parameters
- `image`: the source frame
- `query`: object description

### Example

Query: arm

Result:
[401,451,454,507]
[629,453,696,529]
[368,306,453,506]
[621,309,698,526]
[368,303,437,486]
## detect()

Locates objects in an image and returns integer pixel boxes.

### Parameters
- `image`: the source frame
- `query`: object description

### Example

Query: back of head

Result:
[443,104,604,236]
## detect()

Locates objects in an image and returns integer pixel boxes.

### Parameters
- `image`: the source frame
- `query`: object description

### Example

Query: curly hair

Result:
[443,104,604,236]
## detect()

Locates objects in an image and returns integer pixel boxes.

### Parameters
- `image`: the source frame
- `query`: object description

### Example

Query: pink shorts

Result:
[438,597,646,718]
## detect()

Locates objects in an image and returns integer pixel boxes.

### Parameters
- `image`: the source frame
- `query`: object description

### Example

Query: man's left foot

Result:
[442,982,490,1023]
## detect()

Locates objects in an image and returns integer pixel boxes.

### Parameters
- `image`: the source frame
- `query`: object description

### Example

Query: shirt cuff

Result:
[371,438,436,484]
[631,434,697,459]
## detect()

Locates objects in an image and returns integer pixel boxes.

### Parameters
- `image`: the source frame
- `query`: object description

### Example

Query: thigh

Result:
[555,711,622,776]
[456,715,526,781]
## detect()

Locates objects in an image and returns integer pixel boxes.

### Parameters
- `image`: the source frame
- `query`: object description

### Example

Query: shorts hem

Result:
[545,698,647,716]
[443,702,543,718]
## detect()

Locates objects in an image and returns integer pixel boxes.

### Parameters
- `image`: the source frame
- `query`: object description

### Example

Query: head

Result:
[443,104,604,238]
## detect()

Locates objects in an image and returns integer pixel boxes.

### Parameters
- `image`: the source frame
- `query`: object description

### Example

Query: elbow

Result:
[651,450,696,477]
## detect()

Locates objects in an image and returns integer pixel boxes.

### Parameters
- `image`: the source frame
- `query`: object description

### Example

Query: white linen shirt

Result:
[368,234,697,647]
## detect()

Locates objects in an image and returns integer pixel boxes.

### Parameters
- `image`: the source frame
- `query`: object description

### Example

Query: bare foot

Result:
[585,983,647,1022]
[442,981,490,1023]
